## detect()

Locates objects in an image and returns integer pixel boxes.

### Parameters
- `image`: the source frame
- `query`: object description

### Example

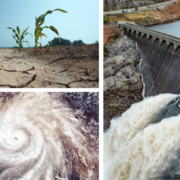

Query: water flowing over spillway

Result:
[104,94,180,180]
[0,92,99,180]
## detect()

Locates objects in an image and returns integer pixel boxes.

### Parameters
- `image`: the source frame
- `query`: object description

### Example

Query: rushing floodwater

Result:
[149,20,180,38]
[0,92,99,180]
[104,94,180,180]
[104,21,180,180]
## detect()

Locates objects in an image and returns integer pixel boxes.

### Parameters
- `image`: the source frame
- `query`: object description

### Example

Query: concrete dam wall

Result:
[118,22,180,97]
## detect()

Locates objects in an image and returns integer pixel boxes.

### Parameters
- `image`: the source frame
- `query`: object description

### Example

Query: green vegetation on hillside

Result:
[104,45,108,53]
[104,16,108,24]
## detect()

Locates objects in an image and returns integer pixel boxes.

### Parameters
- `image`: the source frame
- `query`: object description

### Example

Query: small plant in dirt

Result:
[104,16,108,24]
[115,31,120,38]
[34,8,67,54]
[7,26,33,52]
[104,45,108,53]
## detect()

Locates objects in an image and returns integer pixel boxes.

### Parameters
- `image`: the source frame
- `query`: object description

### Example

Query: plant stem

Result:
[35,17,37,54]
[35,39,37,54]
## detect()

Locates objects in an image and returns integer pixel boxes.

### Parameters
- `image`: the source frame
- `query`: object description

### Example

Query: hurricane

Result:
[104,93,180,180]
[0,92,99,180]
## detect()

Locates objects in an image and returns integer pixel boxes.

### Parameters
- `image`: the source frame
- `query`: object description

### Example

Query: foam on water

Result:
[104,93,180,180]
[0,92,98,180]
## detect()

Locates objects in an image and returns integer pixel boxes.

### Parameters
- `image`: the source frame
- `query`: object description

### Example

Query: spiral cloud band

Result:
[0,92,99,180]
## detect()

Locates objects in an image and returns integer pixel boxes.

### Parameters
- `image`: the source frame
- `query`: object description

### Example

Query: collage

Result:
[1,0,180,179]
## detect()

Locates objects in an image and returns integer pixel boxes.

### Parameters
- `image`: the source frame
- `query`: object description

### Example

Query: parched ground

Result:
[0,44,99,88]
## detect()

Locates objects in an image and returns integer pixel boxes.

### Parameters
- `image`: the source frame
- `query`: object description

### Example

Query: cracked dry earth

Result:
[0,44,99,88]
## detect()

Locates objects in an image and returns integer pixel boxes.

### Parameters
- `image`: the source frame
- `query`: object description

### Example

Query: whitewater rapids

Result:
[0,92,99,180]
[104,93,180,180]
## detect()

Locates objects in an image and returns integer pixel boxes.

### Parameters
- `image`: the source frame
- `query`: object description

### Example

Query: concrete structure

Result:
[118,21,180,49]
[118,21,180,97]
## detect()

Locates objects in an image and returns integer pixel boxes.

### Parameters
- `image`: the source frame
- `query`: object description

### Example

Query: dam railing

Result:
[118,21,180,48]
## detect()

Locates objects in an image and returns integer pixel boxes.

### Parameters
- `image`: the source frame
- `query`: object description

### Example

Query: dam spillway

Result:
[118,22,180,97]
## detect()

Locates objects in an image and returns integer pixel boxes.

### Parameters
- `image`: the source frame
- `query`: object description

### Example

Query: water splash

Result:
[0,92,99,180]
[104,93,180,180]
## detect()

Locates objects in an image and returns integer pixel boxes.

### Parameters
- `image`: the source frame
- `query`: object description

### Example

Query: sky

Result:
[0,0,99,47]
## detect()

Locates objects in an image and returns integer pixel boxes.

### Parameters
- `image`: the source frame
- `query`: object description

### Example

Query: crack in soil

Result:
[9,75,36,88]
[65,84,70,88]
[56,69,69,74]
[46,56,66,65]
[0,67,34,73]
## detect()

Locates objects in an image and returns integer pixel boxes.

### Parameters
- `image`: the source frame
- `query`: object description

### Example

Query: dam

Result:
[118,22,180,97]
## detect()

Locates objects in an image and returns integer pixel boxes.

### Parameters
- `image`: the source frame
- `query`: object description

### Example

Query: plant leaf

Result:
[7,27,16,33]
[22,27,29,36]
[20,35,24,40]
[15,33,19,40]
[37,14,44,25]
[16,26,20,35]
[35,42,41,46]
[40,33,47,38]
[49,26,59,36]
[35,26,43,34]
[35,30,42,41]
[43,26,49,29]
[54,8,67,13]
[15,40,19,45]
[35,16,38,26]
[39,16,45,27]
[12,35,16,40]
[45,10,53,16]
[22,41,29,46]
[25,32,33,38]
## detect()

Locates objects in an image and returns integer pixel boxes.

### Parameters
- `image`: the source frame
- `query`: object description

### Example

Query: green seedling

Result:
[35,8,67,54]
[7,26,33,52]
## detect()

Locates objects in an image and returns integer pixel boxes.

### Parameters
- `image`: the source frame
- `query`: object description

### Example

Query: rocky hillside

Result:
[104,0,170,10]
[104,36,143,130]
[106,0,180,26]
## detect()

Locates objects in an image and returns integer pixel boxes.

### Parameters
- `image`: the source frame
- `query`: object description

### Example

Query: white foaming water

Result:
[104,94,180,180]
[0,93,98,180]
